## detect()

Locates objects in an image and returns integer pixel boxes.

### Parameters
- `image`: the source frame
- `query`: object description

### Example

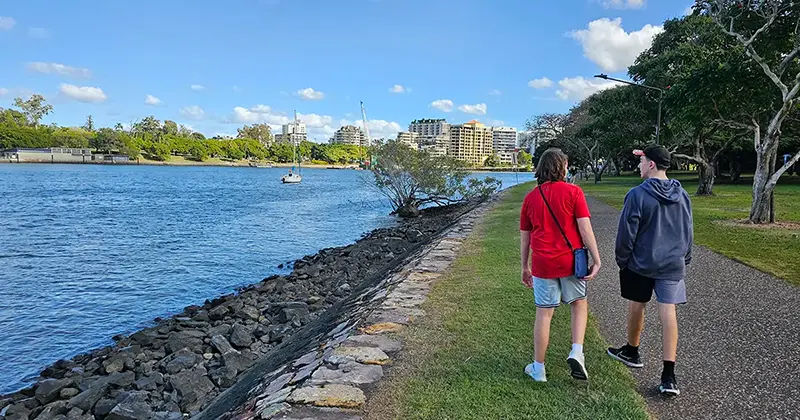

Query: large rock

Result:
[208,365,238,388]
[134,372,164,391]
[106,396,152,420]
[4,402,32,420]
[165,332,204,354]
[92,399,117,418]
[229,323,254,348]
[210,335,235,355]
[287,384,366,409]
[32,400,68,420]
[343,335,403,353]
[107,371,136,387]
[276,302,310,325]
[67,377,110,412]
[35,378,73,404]
[169,367,214,412]
[59,389,79,399]
[327,346,390,365]
[222,351,254,373]
[164,348,202,374]
[309,362,383,387]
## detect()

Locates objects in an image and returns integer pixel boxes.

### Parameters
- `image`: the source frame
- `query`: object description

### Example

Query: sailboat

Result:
[281,111,303,184]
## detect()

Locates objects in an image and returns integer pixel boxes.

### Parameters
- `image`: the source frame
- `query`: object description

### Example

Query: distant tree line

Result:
[0,98,368,164]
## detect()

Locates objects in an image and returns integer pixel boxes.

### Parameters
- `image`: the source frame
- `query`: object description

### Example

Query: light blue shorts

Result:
[533,276,587,308]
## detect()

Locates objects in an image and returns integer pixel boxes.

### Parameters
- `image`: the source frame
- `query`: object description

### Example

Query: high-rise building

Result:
[331,125,367,146]
[276,120,307,144]
[409,118,450,137]
[492,126,518,165]
[448,120,494,166]
[396,131,420,150]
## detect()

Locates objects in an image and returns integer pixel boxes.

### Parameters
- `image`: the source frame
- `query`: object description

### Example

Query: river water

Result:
[0,164,532,393]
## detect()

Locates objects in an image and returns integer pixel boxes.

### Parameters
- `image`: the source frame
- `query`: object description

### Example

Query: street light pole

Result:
[594,73,664,145]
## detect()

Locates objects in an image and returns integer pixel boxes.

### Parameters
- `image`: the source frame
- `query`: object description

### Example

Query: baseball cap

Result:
[633,144,671,169]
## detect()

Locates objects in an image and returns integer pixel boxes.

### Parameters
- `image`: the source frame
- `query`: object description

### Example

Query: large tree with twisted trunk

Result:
[700,0,800,223]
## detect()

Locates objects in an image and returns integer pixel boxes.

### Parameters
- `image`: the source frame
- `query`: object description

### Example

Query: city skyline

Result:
[0,0,691,142]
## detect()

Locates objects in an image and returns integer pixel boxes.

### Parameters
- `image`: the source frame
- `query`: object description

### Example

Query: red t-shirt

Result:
[520,181,591,279]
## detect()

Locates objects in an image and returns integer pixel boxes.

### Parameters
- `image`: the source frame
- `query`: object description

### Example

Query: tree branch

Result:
[673,153,709,166]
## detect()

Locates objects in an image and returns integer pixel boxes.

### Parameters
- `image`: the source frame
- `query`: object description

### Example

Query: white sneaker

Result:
[567,352,588,380]
[524,363,547,382]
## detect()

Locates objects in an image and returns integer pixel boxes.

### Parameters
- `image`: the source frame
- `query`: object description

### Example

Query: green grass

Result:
[581,174,800,285]
[366,183,649,420]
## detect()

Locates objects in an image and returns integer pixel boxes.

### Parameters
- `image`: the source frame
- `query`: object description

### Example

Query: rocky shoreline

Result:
[0,202,476,420]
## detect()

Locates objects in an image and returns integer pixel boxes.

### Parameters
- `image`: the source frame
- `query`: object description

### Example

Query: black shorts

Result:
[619,267,688,305]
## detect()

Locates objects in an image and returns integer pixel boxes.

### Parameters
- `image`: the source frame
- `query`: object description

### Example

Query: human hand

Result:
[583,262,602,280]
[522,268,533,288]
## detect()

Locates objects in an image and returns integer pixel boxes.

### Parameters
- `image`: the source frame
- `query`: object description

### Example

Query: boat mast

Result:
[360,101,371,166]
[293,109,299,173]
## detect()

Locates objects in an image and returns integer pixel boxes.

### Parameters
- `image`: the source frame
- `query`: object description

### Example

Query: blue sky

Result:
[0,0,692,141]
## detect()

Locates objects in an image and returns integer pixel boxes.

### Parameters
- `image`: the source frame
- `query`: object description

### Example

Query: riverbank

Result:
[363,183,648,419]
[0,203,471,420]
[0,157,341,169]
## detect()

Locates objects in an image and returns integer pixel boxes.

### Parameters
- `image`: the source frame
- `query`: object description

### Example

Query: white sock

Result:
[571,343,584,356]
[534,361,545,371]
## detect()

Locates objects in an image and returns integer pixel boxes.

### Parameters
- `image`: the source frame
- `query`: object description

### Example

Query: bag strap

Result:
[538,183,574,251]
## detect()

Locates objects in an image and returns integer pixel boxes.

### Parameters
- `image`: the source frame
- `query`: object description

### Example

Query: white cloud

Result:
[489,89,502,96]
[295,87,324,100]
[389,84,407,93]
[601,0,645,9]
[298,113,334,128]
[179,105,205,120]
[0,88,8,96]
[230,105,291,126]
[144,95,161,106]
[486,119,505,126]
[232,86,241,92]
[27,62,91,78]
[59,84,107,103]
[555,76,622,101]
[569,18,664,72]
[458,103,488,115]
[28,28,50,39]
[190,84,205,91]
[0,16,15,31]
[684,5,694,15]
[528,78,554,89]
[430,99,454,112]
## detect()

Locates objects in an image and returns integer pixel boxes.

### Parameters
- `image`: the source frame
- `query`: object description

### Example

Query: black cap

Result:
[634,144,671,169]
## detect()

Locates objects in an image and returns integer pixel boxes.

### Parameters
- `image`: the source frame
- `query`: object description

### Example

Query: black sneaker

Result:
[659,376,680,396]
[607,345,644,368]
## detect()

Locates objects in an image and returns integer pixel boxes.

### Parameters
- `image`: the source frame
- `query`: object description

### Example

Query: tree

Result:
[188,141,209,161]
[237,124,273,145]
[523,113,567,152]
[13,94,53,127]
[370,140,501,218]
[484,154,501,167]
[53,127,92,148]
[701,0,800,222]
[132,116,162,138]
[82,115,95,132]
[163,120,178,136]
[0,108,28,126]
[630,13,760,195]
[92,128,124,153]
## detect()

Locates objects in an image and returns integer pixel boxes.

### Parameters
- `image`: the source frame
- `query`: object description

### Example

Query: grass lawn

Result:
[366,182,649,420]
[581,174,800,285]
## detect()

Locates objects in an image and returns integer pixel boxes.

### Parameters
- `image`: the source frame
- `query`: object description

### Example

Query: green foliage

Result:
[518,151,533,165]
[484,154,501,167]
[188,141,209,161]
[13,94,53,127]
[52,127,92,148]
[236,123,273,145]
[371,140,502,217]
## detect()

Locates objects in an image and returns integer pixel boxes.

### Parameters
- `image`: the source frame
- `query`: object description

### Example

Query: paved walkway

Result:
[586,196,800,420]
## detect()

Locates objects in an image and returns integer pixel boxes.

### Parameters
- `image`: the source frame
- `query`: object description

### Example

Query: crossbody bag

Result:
[538,184,589,279]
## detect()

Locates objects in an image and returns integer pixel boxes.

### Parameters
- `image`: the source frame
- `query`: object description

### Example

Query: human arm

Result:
[520,230,532,288]
[685,193,694,265]
[615,190,640,269]
[577,218,601,280]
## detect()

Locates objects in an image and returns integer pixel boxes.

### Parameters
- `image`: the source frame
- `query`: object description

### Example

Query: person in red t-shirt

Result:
[520,148,602,383]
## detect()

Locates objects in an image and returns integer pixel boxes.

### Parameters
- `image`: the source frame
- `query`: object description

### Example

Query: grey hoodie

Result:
[615,178,694,281]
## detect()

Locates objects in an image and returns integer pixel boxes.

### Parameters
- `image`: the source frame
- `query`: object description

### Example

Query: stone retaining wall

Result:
[205,195,497,420]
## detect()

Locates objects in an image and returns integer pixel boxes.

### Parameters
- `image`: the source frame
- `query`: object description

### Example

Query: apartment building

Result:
[275,121,307,144]
[331,125,367,146]
[396,131,420,150]
[448,120,494,166]
[409,118,450,137]
[492,126,518,165]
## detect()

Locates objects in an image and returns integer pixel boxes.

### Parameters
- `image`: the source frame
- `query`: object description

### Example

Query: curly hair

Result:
[536,148,568,185]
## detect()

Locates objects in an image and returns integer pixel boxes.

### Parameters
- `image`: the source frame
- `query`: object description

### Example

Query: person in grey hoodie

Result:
[607,144,693,397]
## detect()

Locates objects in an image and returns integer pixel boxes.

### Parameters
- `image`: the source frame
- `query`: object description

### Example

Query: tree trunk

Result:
[611,157,621,176]
[729,160,741,183]
[396,203,421,218]
[696,162,716,196]
[749,145,776,224]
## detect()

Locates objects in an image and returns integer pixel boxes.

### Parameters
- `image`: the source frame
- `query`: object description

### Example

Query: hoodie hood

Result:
[640,178,684,204]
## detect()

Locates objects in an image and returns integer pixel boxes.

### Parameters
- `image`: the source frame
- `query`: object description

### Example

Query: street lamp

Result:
[594,73,664,145]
